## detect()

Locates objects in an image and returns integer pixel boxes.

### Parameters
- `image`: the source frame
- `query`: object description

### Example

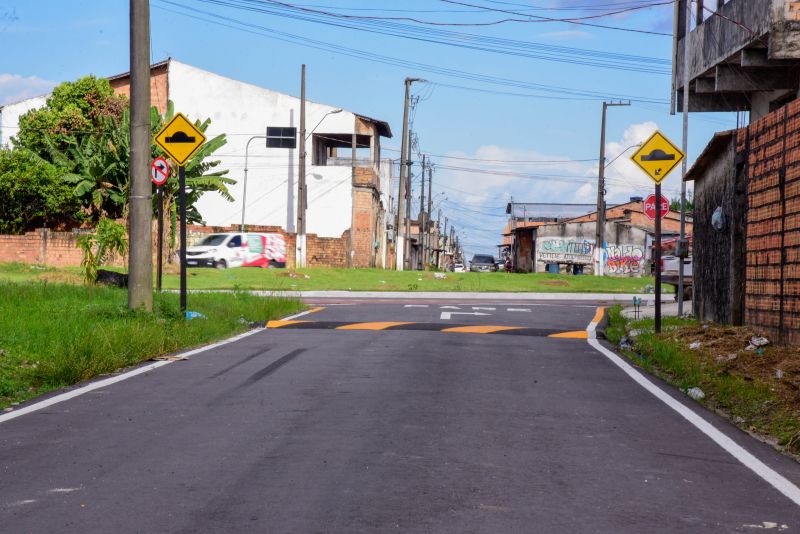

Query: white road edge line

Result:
[0,308,321,425]
[585,308,800,507]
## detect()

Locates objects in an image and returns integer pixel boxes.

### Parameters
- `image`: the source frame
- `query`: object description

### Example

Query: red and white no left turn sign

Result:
[151,157,170,186]
[644,193,669,221]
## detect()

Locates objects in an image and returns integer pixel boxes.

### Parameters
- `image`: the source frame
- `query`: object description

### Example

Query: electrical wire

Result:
[155,1,672,103]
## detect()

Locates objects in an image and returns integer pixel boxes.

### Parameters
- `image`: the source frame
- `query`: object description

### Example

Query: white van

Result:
[185,233,286,269]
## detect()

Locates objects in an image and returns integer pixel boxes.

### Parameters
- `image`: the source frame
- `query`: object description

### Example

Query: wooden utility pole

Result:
[297,64,307,268]
[128,0,152,311]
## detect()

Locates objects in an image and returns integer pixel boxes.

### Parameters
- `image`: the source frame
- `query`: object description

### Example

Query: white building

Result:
[0,59,395,267]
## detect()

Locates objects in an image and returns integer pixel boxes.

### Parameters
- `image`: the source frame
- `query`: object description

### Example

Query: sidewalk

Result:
[622,299,692,319]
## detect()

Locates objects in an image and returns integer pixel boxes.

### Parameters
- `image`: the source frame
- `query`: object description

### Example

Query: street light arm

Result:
[604,143,641,170]
[305,108,343,140]
[241,135,267,232]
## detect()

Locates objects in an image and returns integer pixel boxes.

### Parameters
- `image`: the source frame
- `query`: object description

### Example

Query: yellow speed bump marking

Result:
[336,322,414,331]
[306,307,325,314]
[267,320,311,328]
[441,325,526,334]
[548,331,589,339]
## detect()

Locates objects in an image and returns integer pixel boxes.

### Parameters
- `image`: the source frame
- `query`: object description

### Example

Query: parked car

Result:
[470,254,497,273]
[453,262,466,273]
[656,236,692,300]
[185,232,286,269]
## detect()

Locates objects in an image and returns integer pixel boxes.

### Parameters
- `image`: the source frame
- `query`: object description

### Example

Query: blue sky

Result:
[0,1,735,258]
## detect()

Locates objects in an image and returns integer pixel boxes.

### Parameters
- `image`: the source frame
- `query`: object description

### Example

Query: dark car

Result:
[470,254,496,273]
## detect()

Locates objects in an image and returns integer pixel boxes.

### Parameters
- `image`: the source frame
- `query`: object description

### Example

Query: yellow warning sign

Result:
[630,130,685,184]
[153,113,207,166]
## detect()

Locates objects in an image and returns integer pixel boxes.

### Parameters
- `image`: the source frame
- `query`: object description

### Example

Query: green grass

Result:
[167,267,666,293]
[0,263,673,294]
[606,306,800,454]
[0,281,303,409]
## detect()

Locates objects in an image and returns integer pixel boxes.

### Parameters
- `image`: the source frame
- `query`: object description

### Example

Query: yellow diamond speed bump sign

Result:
[630,130,685,184]
[153,112,207,166]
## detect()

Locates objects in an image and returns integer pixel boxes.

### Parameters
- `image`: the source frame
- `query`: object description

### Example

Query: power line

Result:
[440,0,673,35]
[155,1,672,102]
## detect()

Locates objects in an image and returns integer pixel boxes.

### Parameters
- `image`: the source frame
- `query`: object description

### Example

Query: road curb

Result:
[251,290,673,302]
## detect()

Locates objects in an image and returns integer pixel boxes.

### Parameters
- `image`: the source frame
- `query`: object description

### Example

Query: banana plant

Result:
[45,112,129,220]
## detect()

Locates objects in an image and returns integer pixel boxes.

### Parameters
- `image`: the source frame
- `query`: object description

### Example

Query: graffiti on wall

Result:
[536,238,646,276]
[537,239,595,264]
[605,244,644,275]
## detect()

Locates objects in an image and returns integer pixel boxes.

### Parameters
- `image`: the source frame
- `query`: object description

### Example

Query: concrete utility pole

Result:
[419,155,426,270]
[436,208,441,269]
[128,0,152,311]
[404,126,414,270]
[297,64,307,268]
[426,162,433,269]
[677,0,691,316]
[395,78,421,270]
[594,100,630,277]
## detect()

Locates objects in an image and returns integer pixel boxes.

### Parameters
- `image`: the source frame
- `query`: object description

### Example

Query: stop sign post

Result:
[643,193,669,221]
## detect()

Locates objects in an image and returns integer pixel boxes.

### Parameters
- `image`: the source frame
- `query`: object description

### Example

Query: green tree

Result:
[44,112,129,220]
[0,148,83,234]
[14,76,126,158]
[41,100,233,224]
[670,191,694,213]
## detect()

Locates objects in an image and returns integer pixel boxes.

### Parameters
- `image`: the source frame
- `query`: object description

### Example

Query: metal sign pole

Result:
[157,186,164,292]
[655,182,662,333]
[179,165,187,313]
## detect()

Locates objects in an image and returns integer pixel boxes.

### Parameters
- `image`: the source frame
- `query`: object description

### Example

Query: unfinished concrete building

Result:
[675,0,800,119]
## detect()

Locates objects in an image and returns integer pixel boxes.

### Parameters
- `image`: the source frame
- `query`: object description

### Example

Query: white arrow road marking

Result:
[440,311,491,320]
[507,308,531,312]
[404,304,429,308]
[472,307,496,311]
[440,305,461,310]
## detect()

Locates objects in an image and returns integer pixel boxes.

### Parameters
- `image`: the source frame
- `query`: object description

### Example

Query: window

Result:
[227,235,242,248]
[312,133,372,166]
[198,234,227,247]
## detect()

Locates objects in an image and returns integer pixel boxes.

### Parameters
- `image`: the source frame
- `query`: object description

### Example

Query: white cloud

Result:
[603,121,688,203]
[430,122,690,257]
[0,74,55,106]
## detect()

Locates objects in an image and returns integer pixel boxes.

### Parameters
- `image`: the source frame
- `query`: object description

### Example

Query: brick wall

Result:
[0,224,349,270]
[0,229,124,267]
[736,99,800,344]
[351,167,380,268]
[187,224,347,268]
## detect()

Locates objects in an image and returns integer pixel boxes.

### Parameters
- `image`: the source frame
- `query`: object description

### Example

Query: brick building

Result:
[687,102,800,344]
[678,0,800,342]
[504,200,692,276]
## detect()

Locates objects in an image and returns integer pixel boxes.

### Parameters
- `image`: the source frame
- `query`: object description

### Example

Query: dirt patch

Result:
[669,324,800,411]
[540,280,569,287]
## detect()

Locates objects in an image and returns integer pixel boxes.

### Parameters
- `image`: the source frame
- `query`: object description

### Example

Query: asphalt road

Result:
[2,299,800,533]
